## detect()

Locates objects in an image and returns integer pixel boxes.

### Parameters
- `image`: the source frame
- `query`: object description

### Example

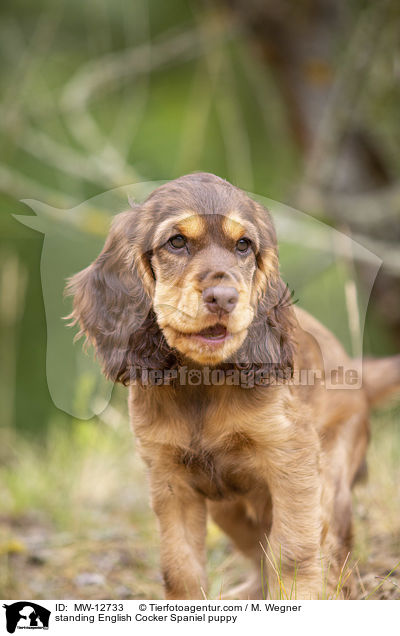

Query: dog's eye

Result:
[168,234,187,250]
[236,238,251,253]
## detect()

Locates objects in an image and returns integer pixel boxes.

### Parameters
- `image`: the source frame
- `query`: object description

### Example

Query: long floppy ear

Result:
[233,198,297,379]
[65,210,176,385]
[238,274,296,380]
[248,275,296,378]
[234,219,297,380]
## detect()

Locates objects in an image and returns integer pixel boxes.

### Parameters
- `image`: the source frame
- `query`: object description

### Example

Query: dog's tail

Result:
[360,354,400,407]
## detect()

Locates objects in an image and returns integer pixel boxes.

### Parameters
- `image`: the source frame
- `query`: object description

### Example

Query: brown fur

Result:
[66,172,400,599]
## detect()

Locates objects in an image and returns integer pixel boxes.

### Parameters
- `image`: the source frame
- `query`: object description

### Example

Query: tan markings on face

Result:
[154,278,202,324]
[176,214,206,239]
[153,211,205,247]
[221,211,259,251]
[222,214,246,241]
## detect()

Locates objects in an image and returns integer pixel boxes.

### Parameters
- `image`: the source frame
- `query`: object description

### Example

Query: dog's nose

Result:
[202,286,239,314]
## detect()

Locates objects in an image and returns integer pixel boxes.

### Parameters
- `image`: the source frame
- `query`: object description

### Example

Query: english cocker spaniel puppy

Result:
[67,172,400,599]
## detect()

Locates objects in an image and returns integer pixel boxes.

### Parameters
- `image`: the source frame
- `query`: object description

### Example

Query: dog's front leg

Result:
[149,467,207,599]
[261,438,325,600]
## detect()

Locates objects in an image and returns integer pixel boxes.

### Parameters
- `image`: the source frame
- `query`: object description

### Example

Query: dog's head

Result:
[66,173,295,384]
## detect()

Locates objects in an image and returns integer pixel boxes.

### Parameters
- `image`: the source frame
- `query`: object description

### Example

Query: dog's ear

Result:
[237,273,296,380]
[236,240,296,378]
[65,210,175,385]
[233,199,297,379]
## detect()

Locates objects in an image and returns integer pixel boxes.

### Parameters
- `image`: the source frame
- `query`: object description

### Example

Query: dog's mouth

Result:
[163,321,248,361]
[189,323,229,345]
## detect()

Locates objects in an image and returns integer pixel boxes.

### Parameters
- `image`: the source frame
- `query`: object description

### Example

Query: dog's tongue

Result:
[199,324,227,338]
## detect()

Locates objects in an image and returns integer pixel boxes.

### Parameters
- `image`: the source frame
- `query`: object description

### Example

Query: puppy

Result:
[66,172,400,599]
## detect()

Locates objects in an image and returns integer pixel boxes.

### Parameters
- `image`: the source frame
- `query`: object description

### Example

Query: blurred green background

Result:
[0,0,399,599]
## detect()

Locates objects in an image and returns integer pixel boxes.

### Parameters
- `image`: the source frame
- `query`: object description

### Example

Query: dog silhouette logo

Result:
[2,602,50,633]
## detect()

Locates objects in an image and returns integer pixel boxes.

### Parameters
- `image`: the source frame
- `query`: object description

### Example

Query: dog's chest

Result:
[132,383,262,500]
[176,431,256,500]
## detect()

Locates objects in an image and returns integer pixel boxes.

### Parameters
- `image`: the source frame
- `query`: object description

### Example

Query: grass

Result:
[0,400,399,600]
